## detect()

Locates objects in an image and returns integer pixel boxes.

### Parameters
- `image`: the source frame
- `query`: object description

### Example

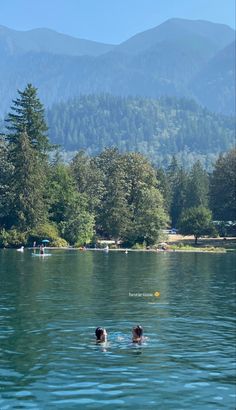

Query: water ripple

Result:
[0,250,235,409]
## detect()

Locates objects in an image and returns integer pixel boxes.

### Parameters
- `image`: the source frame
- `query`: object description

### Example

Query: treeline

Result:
[46,94,235,168]
[0,85,235,248]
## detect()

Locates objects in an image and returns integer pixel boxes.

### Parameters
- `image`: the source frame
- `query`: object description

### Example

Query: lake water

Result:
[0,249,235,409]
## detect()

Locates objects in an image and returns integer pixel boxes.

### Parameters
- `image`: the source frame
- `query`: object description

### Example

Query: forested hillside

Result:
[190,41,235,114]
[1,85,235,248]
[47,94,235,167]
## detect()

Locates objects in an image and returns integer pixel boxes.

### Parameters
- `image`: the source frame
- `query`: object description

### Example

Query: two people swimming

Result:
[95,325,144,343]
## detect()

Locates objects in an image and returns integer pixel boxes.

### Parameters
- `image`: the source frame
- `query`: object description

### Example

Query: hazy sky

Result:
[1,0,235,44]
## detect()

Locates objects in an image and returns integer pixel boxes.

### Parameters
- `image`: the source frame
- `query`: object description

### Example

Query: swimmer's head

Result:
[132,325,143,342]
[95,327,107,342]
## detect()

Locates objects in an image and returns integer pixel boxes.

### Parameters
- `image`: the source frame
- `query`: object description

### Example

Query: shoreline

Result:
[25,247,228,254]
[3,236,236,254]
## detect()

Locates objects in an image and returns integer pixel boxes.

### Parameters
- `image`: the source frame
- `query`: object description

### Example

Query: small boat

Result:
[32,253,52,257]
[17,246,24,252]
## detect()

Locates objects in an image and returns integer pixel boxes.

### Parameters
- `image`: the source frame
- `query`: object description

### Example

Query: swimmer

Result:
[95,327,108,343]
[132,325,144,343]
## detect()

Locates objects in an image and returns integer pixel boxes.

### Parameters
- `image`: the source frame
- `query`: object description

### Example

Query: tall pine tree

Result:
[6,84,50,156]
[5,85,50,231]
[210,149,236,221]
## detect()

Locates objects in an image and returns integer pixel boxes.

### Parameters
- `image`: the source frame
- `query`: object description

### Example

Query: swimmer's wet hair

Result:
[95,327,104,340]
[133,325,143,337]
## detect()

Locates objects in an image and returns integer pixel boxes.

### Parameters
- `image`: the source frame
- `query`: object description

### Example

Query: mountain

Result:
[0,25,115,56]
[46,94,235,166]
[116,18,234,55]
[0,19,235,116]
[190,41,236,115]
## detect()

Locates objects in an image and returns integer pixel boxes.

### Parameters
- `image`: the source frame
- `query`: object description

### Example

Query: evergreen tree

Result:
[210,149,236,221]
[6,83,51,155]
[48,162,78,224]
[7,131,47,230]
[5,85,51,231]
[70,151,104,213]
[156,167,171,212]
[186,161,209,209]
[95,148,131,241]
[0,139,13,227]
[167,157,188,226]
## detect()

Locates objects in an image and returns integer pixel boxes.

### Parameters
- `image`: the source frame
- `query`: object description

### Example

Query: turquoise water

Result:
[0,249,235,409]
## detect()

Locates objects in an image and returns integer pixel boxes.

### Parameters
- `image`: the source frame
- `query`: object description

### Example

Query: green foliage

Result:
[70,151,104,212]
[165,157,211,227]
[3,85,51,231]
[167,157,188,226]
[95,148,132,241]
[50,237,68,247]
[47,159,96,246]
[132,242,146,250]
[6,83,50,155]
[0,86,235,247]
[178,206,216,244]
[125,186,169,245]
[0,229,9,247]
[48,162,78,224]
[0,228,27,248]
[210,149,236,221]
[185,161,209,208]
[91,149,169,244]
[0,140,13,227]
[46,94,235,166]
[59,211,94,247]
[29,222,61,244]
[8,131,47,230]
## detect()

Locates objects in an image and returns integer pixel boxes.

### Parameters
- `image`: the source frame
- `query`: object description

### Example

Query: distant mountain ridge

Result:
[0,18,235,115]
[0,25,115,56]
[116,18,234,55]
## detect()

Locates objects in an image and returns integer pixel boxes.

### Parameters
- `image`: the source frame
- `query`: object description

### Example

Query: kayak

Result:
[32,253,52,257]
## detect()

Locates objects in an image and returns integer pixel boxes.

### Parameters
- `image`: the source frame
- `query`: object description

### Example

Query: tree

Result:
[178,206,215,244]
[7,131,47,230]
[210,149,236,221]
[48,160,95,246]
[6,84,51,155]
[123,152,168,245]
[185,161,209,209]
[48,162,78,224]
[70,151,104,213]
[59,197,95,246]
[129,187,168,245]
[95,148,131,242]
[5,85,51,230]
[167,157,188,226]
[0,139,13,227]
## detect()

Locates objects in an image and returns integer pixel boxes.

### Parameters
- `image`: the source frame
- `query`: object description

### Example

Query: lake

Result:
[0,249,235,409]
